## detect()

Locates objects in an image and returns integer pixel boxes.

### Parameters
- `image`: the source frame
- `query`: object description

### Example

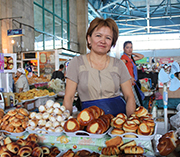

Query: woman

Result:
[121,41,144,106]
[15,68,29,93]
[63,18,135,117]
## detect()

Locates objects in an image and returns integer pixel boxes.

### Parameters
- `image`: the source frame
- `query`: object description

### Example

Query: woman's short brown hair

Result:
[86,17,119,50]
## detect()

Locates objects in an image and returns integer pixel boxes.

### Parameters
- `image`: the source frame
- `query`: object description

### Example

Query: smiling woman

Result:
[63,17,136,117]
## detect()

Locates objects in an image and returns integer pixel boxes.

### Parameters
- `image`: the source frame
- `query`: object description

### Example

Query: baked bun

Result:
[5,124,14,132]
[0,108,4,118]
[6,142,20,154]
[32,147,43,157]
[116,113,127,119]
[15,113,25,119]
[16,139,27,147]
[128,116,140,125]
[88,106,101,119]
[7,63,13,69]
[11,118,22,127]
[38,105,46,113]
[75,150,91,156]
[50,146,60,155]
[45,100,54,109]
[4,137,12,145]
[105,136,123,147]
[64,118,80,132]
[41,146,50,155]
[106,114,114,120]
[29,112,37,119]
[111,128,125,135]
[86,119,106,134]
[61,149,75,157]
[26,133,39,143]
[19,108,29,116]
[1,151,14,157]
[159,131,178,142]
[123,120,138,133]
[53,102,61,109]
[124,146,144,154]
[25,141,39,149]
[7,57,13,63]
[7,110,17,116]
[137,123,151,135]
[18,146,32,157]
[111,117,126,129]
[135,106,148,117]
[120,140,136,150]
[77,108,95,126]
[14,126,25,133]
[99,115,110,131]
[101,145,121,156]
[0,145,7,154]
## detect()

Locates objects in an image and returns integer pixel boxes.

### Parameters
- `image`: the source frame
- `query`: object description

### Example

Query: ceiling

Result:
[88,0,180,36]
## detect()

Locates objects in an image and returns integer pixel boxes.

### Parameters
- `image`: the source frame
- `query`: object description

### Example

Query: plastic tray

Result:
[21,97,38,102]
[0,129,26,136]
[108,123,157,140]
[27,128,64,136]
[34,95,49,99]
[64,127,110,139]
[48,94,57,98]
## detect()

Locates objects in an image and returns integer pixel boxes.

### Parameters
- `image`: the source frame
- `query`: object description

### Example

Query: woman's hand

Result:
[131,78,136,86]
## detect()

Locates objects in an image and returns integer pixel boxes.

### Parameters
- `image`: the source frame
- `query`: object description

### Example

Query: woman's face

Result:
[124,43,133,55]
[16,71,21,77]
[88,26,113,55]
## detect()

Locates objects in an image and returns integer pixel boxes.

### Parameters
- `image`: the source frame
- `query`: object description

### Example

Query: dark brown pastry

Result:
[32,147,43,157]
[49,146,60,155]
[41,146,50,155]
[6,142,20,154]
[124,146,144,155]
[16,139,27,147]
[88,106,101,119]
[86,119,105,134]
[14,126,25,133]
[26,133,39,143]
[18,146,32,157]
[25,141,39,149]
[75,150,91,156]
[0,145,8,154]
[1,151,14,157]
[64,118,80,132]
[7,57,13,63]
[61,149,74,157]
[105,136,123,147]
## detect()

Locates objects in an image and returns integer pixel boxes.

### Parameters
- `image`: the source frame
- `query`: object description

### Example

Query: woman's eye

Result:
[96,34,101,37]
[107,37,112,40]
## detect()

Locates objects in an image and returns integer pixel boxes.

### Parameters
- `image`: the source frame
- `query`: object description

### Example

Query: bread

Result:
[128,117,140,125]
[135,106,148,117]
[77,108,95,126]
[7,57,13,63]
[137,123,151,135]
[123,120,138,133]
[159,131,178,142]
[61,149,75,157]
[99,115,110,130]
[1,151,14,157]
[11,118,22,127]
[99,108,105,116]
[124,146,144,154]
[16,139,27,147]
[64,118,80,132]
[45,100,54,109]
[41,146,50,155]
[15,113,25,119]
[14,126,25,133]
[105,136,123,147]
[86,119,106,134]
[32,147,43,157]
[157,137,177,156]
[6,142,20,154]
[0,145,7,154]
[111,117,126,129]
[4,137,12,145]
[111,128,124,135]
[88,106,101,119]
[19,108,29,116]
[26,133,39,143]
[5,124,15,132]
[53,102,61,109]
[75,150,91,156]
[38,105,46,113]
[50,146,60,155]
[120,140,136,150]
[101,146,121,156]
[116,113,127,120]
[7,63,13,69]
[17,146,32,157]
[3,114,10,121]
[7,110,17,116]
[25,141,39,149]
[0,108,4,118]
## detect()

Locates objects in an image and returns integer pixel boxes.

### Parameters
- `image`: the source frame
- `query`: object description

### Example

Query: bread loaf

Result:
[124,146,144,154]
[105,136,123,147]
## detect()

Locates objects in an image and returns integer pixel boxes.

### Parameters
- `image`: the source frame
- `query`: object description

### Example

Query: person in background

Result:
[15,68,29,93]
[121,41,144,107]
[51,64,65,81]
[63,17,135,117]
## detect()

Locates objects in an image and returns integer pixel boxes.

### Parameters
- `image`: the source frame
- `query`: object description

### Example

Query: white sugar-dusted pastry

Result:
[29,112,37,119]
[53,102,61,109]
[64,110,70,118]
[45,100,54,108]
[57,115,63,122]
[42,113,50,120]
[36,113,43,119]
[38,119,46,126]
[60,121,66,127]
[60,106,66,112]
[61,113,68,120]
[49,115,56,122]
[28,126,36,131]
[29,120,38,127]
[45,121,53,128]
[47,108,53,114]
[53,108,63,115]
[53,121,60,128]
[39,105,46,113]
[55,127,63,133]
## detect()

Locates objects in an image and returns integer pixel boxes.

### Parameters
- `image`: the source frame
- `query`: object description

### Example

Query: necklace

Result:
[89,54,108,70]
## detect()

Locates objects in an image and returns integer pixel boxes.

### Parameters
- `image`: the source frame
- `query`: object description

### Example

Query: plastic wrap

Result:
[170,111,180,129]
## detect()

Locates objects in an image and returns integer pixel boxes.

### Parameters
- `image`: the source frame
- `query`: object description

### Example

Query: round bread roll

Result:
[111,128,125,135]
[137,123,151,135]
[128,116,140,125]
[0,108,4,118]
[11,118,22,127]
[55,126,63,133]
[14,126,24,133]
[6,142,20,154]
[123,120,138,133]
[45,100,54,109]
[32,147,43,157]
[135,106,148,117]
[18,146,32,157]
[25,141,39,149]
[42,112,50,120]
[77,108,95,126]
[15,113,25,119]
[64,118,80,132]
[29,112,37,119]
[19,108,29,116]
[53,102,61,109]
[41,146,50,155]
[5,124,14,132]
[7,110,17,116]
[26,133,39,143]
[116,113,127,119]
[39,105,46,113]
[111,117,126,129]
[16,138,27,147]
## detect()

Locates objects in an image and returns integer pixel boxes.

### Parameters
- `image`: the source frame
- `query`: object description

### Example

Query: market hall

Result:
[0,0,180,156]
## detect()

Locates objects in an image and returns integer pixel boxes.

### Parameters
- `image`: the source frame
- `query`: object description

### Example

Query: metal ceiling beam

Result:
[88,2,102,18]
[98,0,123,11]
[120,27,146,35]
[146,0,150,33]
[150,0,166,16]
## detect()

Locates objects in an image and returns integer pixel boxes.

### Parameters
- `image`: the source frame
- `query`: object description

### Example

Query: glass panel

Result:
[55,0,61,17]
[55,37,62,49]
[35,31,43,50]
[45,11,53,35]
[63,0,67,20]
[55,17,61,37]
[44,0,53,12]
[63,41,68,49]
[34,0,42,5]
[63,22,68,48]
[45,35,53,50]
[34,5,43,31]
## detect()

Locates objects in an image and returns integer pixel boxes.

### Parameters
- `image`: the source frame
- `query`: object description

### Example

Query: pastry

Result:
[1,151,14,157]
[47,108,53,114]
[42,112,50,120]
[8,116,16,122]
[53,102,61,109]
[111,128,125,135]
[14,126,24,133]
[128,117,140,125]
[22,120,28,129]
[0,108,4,118]
[41,146,50,155]
[120,140,136,150]
[16,138,27,146]
[19,108,29,116]
[3,114,10,121]
[45,100,54,109]
[116,113,127,119]
[99,114,110,130]
[60,149,74,157]
[53,121,60,128]
[15,113,25,119]
[101,145,120,156]
[7,110,17,116]
[105,136,123,147]
[4,137,12,145]
[38,119,46,127]
[137,123,151,135]
[29,112,37,119]
[53,108,63,115]
[75,150,91,156]
[49,146,60,155]
[64,118,80,132]
[88,106,101,119]
[11,118,22,127]
[111,117,126,129]
[25,141,39,149]
[124,146,144,154]
[32,147,43,157]
[38,105,46,113]
[35,113,43,119]
[135,106,148,117]
[60,105,66,112]
[7,63,13,69]
[0,145,7,154]
[5,124,15,132]
[57,115,63,122]
[45,121,53,128]
[55,127,63,133]
[18,146,32,157]
[7,57,13,63]
[123,120,138,133]
[6,142,20,154]
[29,119,38,128]
[26,133,39,143]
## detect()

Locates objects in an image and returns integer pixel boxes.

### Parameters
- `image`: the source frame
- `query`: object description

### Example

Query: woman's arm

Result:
[63,78,77,114]
[19,88,23,93]
[120,80,136,117]
[132,53,144,61]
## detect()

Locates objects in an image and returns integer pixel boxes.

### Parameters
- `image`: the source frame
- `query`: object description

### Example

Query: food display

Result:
[27,75,50,85]
[27,100,70,134]
[0,133,61,157]
[4,56,13,70]
[0,108,29,134]
[109,106,156,138]
[64,106,113,135]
